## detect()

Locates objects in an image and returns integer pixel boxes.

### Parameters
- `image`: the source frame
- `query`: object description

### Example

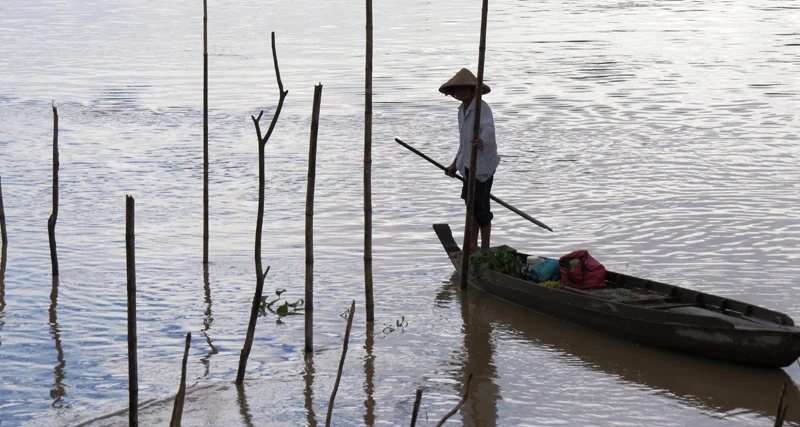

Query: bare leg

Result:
[479,223,491,250]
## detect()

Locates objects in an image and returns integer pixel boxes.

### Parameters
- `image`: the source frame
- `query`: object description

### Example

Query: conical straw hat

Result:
[438,68,491,95]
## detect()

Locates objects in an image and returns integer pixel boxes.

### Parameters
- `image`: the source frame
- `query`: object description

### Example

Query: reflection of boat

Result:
[434,223,800,368]
[443,275,800,424]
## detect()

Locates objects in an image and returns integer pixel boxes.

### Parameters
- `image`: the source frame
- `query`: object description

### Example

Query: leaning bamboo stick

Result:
[363,0,375,323]
[435,373,473,427]
[125,195,138,426]
[48,103,59,277]
[170,332,192,427]
[305,84,323,353]
[410,389,423,427]
[775,382,789,427]
[326,300,356,426]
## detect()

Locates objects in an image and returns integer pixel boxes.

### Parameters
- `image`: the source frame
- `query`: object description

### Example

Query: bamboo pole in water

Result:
[0,176,6,248]
[460,0,490,290]
[170,332,192,427]
[411,389,423,427]
[202,0,209,265]
[48,103,59,277]
[363,0,375,323]
[236,32,287,385]
[125,195,138,426]
[325,300,356,426]
[0,176,5,311]
[305,84,323,353]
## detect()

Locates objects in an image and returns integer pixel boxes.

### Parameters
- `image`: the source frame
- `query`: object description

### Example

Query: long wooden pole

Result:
[363,0,375,323]
[0,176,6,247]
[48,103,59,277]
[394,138,552,232]
[305,83,323,353]
[460,0,490,290]
[202,0,209,265]
[0,176,5,312]
[125,195,138,426]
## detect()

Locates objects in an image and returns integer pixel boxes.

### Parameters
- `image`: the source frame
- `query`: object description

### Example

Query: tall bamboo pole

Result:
[48,103,59,277]
[202,0,209,264]
[125,195,138,426]
[363,0,375,323]
[460,0,490,290]
[0,176,5,311]
[0,176,6,248]
[305,84,323,353]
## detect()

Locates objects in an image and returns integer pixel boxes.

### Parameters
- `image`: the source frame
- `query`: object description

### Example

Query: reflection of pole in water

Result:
[303,351,317,427]
[49,276,67,407]
[199,265,217,378]
[363,322,375,426]
[435,275,499,425]
[235,382,255,427]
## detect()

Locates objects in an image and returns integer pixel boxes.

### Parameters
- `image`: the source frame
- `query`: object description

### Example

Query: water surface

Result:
[1,0,799,425]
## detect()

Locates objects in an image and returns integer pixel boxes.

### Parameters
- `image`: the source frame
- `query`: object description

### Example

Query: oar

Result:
[395,138,553,232]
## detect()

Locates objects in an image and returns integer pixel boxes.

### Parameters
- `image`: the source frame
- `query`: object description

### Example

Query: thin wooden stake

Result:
[363,0,375,323]
[237,31,287,385]
[775,382,789,427]
[410,389,423,427]
[125,195,138,426]
[326,300,356,426]
[0,176,7,247]
[0,176,5,311]
[305,84,323,353]
[460,0,490,290]
[235,266,268,385]
[435,373,473,427]
[202,0,209,265]
[48,103,59,277]
[170,332,192,427]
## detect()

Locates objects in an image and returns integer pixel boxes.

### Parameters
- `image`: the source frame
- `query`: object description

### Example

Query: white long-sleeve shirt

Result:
[455,98,500,182]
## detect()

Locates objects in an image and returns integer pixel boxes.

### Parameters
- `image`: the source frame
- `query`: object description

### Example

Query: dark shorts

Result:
[460,168,494,227]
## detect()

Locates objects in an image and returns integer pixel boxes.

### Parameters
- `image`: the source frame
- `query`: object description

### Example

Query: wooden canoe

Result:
[433,223,800,368]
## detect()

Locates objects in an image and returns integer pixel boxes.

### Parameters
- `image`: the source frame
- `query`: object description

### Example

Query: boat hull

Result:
[434,223,800,368]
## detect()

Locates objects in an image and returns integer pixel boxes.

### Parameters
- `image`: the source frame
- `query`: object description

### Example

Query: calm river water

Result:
[1,0,800,425]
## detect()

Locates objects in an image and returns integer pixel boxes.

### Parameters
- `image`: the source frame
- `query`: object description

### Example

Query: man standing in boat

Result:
[441,68,500,254]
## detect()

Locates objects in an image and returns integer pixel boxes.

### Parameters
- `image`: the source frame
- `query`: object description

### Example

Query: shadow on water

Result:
[440,272,800,424]
[199,265,218,379]
[49,276,68,407]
